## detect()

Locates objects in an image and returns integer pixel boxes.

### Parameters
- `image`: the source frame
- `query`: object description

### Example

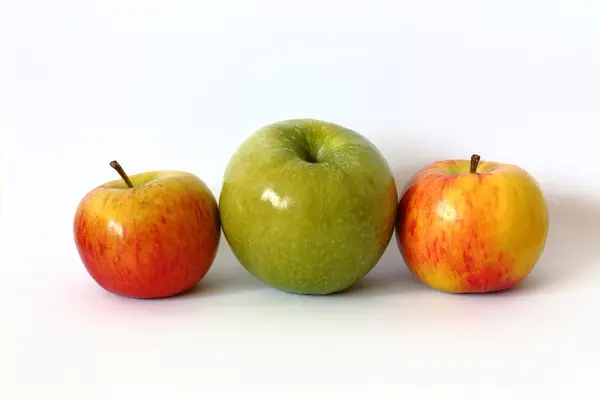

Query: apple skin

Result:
[74,170,221,299]
[219,119,398,295]
[396,156,549,294]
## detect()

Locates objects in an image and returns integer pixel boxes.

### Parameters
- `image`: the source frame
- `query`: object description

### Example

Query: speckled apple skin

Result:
[74,171,221,299]
[396,158,549,294]
[219,119,398,295]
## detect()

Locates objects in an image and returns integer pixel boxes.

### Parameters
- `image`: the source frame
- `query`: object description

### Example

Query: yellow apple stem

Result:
[470,154,481,174]
[109,160,134,188]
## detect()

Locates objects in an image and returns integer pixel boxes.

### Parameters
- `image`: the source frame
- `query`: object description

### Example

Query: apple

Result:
[73,161,221,299]
[396,154,549,294]
[219,119,398,295]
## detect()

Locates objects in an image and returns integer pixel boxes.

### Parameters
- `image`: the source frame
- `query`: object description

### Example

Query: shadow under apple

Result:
[169,237,265,299]
[513,191,600,294]
[335,244,423,298]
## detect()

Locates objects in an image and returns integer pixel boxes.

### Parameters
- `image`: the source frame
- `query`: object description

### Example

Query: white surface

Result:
[1,0,600,398]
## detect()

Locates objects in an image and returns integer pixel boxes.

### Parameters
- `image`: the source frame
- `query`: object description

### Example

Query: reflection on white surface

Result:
[107,219,124,238]
[260,188,292,210]
[436,201,457,222]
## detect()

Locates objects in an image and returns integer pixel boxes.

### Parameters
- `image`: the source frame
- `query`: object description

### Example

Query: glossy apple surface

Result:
[74,164,220,299]
[396,154,549,294]
[219,119,398,295]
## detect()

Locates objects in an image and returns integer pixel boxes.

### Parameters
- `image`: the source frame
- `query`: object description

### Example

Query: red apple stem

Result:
[109,160,134,188]
[470,154,481,174]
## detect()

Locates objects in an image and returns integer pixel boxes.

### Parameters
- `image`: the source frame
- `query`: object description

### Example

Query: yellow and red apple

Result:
[396,154,549,294]
[74,161,221,299]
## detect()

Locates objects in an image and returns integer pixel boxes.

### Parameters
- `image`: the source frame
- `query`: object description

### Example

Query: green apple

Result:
[219,119,398,295]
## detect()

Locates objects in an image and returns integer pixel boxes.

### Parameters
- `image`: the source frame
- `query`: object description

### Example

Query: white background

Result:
[1,0,599,398]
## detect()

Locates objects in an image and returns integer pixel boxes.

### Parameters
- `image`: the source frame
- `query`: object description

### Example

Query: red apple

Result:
[74,161,221,299]
[396,154,549,294]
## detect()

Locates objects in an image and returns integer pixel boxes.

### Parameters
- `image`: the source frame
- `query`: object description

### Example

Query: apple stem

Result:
[469,154,481,174]
[109,160,134,188]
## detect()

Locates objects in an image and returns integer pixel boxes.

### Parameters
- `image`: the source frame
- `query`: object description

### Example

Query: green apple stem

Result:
[469,154,481,174]
[110,160,134,188]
